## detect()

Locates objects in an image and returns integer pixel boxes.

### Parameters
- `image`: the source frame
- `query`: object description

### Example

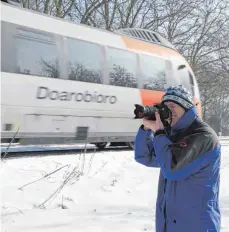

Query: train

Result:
[1,1,202,149]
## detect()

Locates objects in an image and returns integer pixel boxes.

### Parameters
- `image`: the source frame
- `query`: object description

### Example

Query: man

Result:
[134,85,221,232]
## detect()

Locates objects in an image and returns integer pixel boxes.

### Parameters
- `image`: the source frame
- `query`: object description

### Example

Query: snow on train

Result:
[1,1,202,149]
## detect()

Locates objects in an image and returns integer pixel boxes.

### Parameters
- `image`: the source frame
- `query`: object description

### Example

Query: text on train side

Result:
[36,86,117,104]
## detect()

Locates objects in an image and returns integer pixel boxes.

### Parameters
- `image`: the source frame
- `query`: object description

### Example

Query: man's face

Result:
[164,101,186,126]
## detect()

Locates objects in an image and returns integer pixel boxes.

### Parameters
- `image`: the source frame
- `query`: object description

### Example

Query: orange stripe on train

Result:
[121,36,194,72]
[140,89,164,106]
[121,36,180,57]
[193,97,203,118]
[122,35,203,117]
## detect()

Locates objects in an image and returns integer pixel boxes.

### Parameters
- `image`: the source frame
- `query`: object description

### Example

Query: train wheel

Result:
[95,142,108,149]
[126,142,134,149]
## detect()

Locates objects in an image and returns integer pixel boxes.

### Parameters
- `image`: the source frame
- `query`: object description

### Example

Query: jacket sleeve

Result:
[134,125,159,167]
[152,132,220,180]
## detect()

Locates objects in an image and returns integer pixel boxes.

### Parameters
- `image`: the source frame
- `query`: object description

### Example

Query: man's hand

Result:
[143,112,164,133]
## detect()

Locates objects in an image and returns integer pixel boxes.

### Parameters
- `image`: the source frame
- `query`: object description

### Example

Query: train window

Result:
[179,68,195,95]
[107,48,137,88]
[1,21,16,73]
[67,38,102,84]
[189,72,194,85]
[16,29,59,78]
[180,72,190,90]
[140,55,166,91]
[188,72,195,95]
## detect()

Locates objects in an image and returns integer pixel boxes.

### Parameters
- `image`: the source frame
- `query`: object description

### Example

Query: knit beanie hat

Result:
[161,85,194,110]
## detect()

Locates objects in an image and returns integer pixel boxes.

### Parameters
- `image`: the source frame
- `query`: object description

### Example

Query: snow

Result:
[1,145,229,232]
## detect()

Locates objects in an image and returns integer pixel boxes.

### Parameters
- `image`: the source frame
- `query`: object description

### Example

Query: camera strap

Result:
[164,125,172,140]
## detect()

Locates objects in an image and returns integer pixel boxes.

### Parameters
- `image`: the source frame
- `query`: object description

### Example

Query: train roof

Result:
[1,1,177,51]
[0,1,190,67]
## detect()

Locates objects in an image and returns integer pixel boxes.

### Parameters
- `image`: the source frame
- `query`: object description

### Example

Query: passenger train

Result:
[1,1,202,149]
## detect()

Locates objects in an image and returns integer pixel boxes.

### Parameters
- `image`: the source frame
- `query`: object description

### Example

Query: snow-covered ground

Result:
[1,145,229,232]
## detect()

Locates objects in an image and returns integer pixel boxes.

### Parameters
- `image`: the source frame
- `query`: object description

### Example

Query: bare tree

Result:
[21,0,76,17]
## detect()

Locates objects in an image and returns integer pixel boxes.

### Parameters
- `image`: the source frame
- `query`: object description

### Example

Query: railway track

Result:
[1,144,132,159]
[1,137,229,159]
[219,137,229,146]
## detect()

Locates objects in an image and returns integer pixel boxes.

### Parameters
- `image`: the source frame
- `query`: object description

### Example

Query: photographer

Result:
[134,85,221,232]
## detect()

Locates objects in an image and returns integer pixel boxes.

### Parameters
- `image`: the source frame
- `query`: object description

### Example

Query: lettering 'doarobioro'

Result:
[36,86,117,104]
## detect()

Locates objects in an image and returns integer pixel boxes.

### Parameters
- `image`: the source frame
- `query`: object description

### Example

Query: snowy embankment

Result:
[1,145,229,232]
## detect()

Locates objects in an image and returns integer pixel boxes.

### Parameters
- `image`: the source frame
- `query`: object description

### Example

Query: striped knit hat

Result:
[161,85,194,109]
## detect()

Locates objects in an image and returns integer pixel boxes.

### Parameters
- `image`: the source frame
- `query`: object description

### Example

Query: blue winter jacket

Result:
[134,106,221,232]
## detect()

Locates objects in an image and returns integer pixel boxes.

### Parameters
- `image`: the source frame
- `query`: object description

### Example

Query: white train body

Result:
[1,2,201,146]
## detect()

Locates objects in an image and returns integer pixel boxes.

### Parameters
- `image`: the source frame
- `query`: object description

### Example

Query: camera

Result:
[134,103,172,126]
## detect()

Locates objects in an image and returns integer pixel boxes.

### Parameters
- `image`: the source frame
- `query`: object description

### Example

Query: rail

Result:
[219,136,229,140]
[219,136,229,146]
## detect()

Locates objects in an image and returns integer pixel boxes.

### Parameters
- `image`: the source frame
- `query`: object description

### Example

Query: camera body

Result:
[134,103,172,127]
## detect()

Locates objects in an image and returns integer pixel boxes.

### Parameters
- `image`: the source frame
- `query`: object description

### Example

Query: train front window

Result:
[107,48,137,88]
[16,29,59,78]
[176,65,195,95]
[140,55,166,91]
[67,38,102,84]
